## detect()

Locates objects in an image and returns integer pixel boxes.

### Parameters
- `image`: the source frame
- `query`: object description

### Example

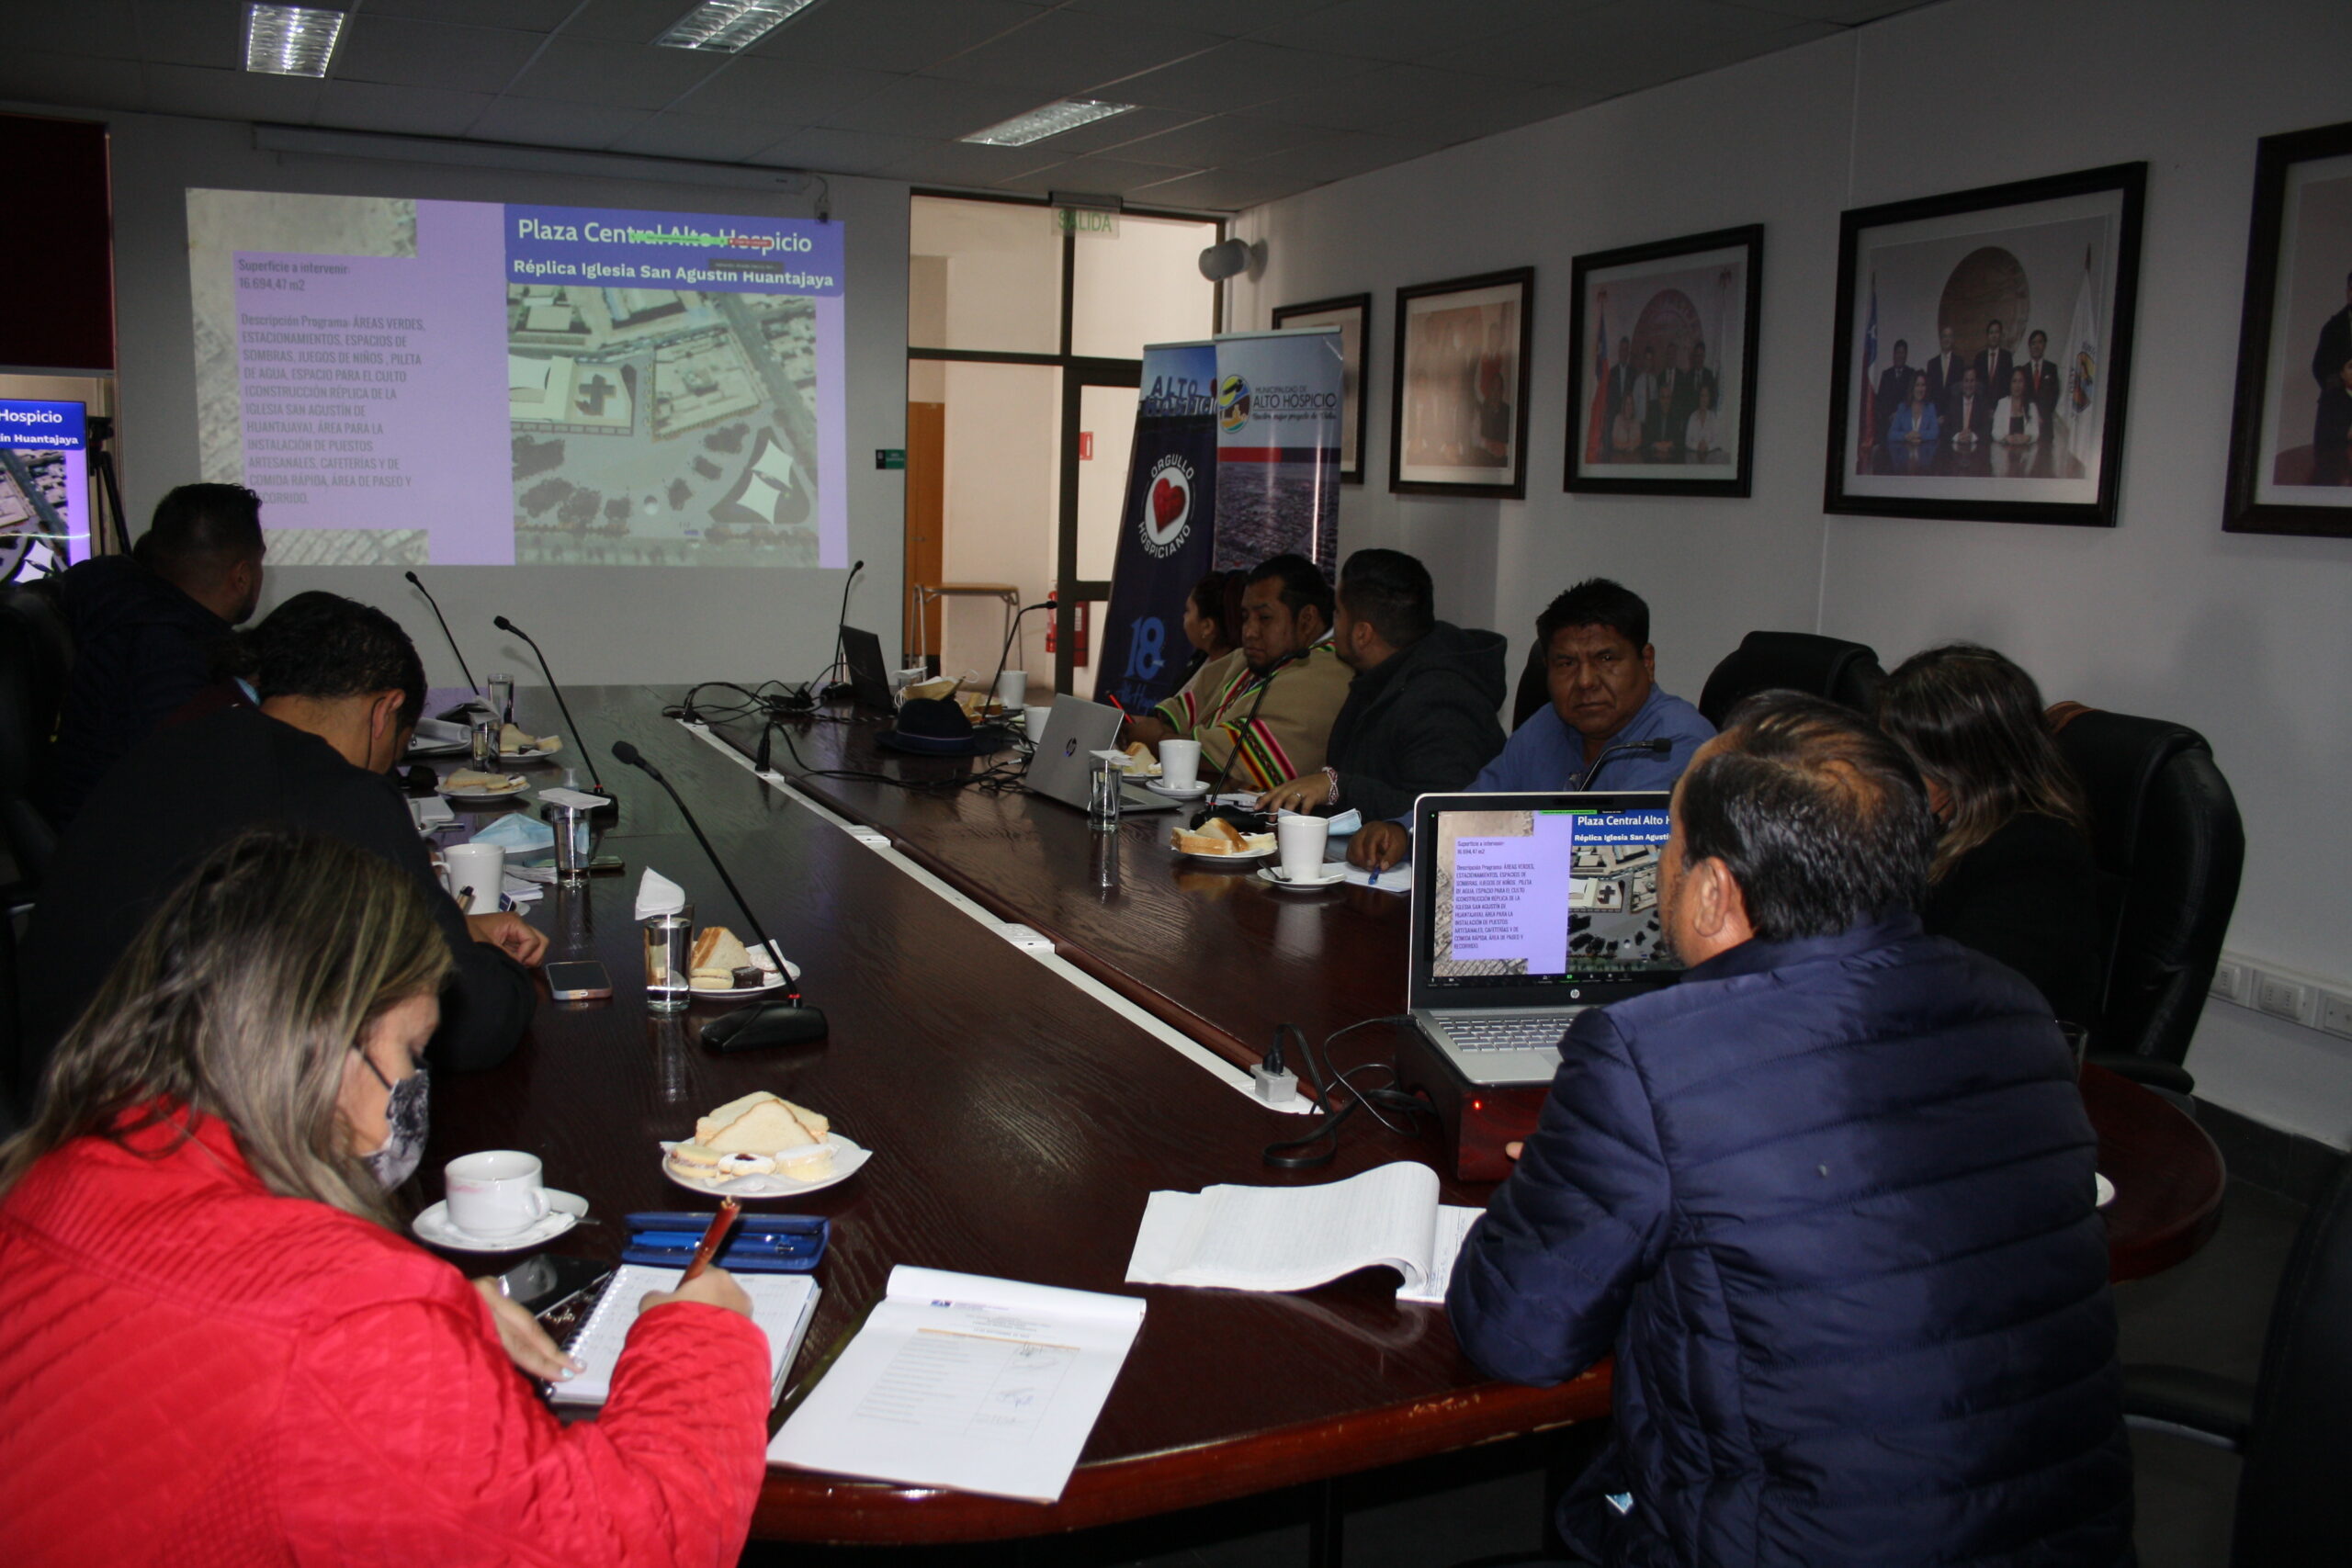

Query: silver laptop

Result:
[1023,694,1184,814]
[1408,790,1682,1085]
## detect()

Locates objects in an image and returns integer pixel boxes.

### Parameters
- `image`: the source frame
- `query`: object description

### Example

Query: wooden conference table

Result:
[421,687,2225,1546]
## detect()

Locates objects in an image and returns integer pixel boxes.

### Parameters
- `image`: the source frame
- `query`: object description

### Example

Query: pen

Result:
[680,1198,741,1283]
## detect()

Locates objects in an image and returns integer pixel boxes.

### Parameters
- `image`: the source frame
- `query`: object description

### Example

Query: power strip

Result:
[2211,953,2352,1040]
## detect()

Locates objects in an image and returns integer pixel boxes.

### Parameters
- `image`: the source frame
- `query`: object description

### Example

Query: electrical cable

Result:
[1261,1015,1432,1169]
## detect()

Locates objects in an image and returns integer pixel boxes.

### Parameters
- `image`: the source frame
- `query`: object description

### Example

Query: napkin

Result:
[635,867,687,921]
[470,813,554,852]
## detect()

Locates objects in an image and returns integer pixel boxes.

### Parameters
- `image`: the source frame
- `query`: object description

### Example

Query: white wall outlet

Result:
[2321,989,2352,1041]
[2211,961,2246,1003]
[2255,971,2318,1027]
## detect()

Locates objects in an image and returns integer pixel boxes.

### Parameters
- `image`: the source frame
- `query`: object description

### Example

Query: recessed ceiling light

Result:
[655,0,817,53]
[244,4,346,77]
[963,99,1136,149]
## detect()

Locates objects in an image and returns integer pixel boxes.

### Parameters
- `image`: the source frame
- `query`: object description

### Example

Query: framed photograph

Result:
[1272,293,1370,483]
[1566,224,1761,496]
[2224,118,2352,536]
[1389,267,1534,498]
[1825,163,2145,527]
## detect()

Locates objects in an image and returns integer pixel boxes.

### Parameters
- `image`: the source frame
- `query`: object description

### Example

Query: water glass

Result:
[552,805,590,886]
[469,714,500,770]
[644,908,695,1012]
[1088,755,1124,832]
[487,671,515,726]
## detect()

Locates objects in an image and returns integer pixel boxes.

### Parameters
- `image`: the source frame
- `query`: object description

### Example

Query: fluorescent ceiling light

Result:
[655,0,817,53]
[245,4,346,77]
[963,99,1136,148]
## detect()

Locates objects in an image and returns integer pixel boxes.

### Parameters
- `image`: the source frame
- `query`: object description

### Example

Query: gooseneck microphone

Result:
[819,558,865,701]
[612,740,827,1050]
[405,570,483,716]
[494,614,605,797]
[980,601,1057,727]
[1577,736,1672,791]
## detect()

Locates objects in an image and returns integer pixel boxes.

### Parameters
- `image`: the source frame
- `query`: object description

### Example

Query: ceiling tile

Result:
[1734,0,1930,20]
[365,0,580,28]
[1544,9,1838,95]
[1248,0,1588,63]
[923,11,1221,94]
[1111,113,1317,169]
[874,140,1069,188]
[557,0,701,45]
[132,0,243,72]
[503,35,729,109]
[1027,104,1202,156]
[816,73,1038,140]
[145,62,321,121]
[1266,63,1496,133]
[1058,0,1344,39]
[0,0,141,57]
[0,48,142,113]
[337,17,549,94]
[608,110,806,162]
[1242,127,1441,184]
[742,0,1048,75]
[1105,41,1384,116]
[746,124,933,175]
[466,96,651,149]
[310,79,500,137]
[1125,165,1310,211]
[991,154,1210,197]
[672,55,900,125]
[1389,80,1603,148]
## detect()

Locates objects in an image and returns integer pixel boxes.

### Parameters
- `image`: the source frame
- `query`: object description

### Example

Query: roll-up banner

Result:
[1094,329,1342,713]
[1096,340,1218,714]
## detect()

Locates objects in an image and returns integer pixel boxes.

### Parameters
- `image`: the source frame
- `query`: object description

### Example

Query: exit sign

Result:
[1052,206,1119,237]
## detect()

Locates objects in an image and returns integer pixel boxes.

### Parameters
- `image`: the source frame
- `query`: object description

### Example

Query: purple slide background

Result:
[1450,813,1575,971]
[235,201,516,564]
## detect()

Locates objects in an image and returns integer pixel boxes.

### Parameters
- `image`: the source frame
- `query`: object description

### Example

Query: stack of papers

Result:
[1125,1161,1477,1304]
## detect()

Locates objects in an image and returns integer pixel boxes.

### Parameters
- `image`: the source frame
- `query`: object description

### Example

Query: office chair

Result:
[1696,630,1886,728]
[0,581,74,897]
[2050,707,2245,1095]
[2124,1155,2352,1562]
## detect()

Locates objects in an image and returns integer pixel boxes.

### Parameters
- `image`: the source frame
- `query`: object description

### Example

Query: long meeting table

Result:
[419,686,2226,1548]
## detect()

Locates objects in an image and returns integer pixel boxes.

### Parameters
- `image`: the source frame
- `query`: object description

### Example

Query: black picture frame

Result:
[2223,118,2352,537]
[1388,267,1534,499]
[1565,224,1761,496]
[1271,292,1371,484]
[1824,162,2145,527]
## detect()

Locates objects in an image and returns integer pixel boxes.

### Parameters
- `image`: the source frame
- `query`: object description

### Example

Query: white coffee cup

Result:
[443,1149,549,1238]
[1023,704,1054,736]
[1159,738,1203,791]
[1277,813,1331,882]
[995,670,1027,712]
[442,842,503,915]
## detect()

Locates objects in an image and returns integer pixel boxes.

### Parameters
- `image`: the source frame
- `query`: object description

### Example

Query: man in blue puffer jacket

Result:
[1448,692,2132,1567]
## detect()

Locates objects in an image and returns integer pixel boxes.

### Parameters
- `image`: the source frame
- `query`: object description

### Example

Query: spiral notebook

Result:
[553,1264,820,1409]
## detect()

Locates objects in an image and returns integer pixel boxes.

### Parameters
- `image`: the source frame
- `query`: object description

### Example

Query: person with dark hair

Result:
[2312,269,2351,416]
[1873,338,1914,442]
[1972,318,2014,415]
[0,831,769,1565]
[1351,578,1712,871]
[1875,642,2102,1025]
[38,482,268,822]
[1126,553,1351,792]
[1449,692,2130,1568]
[21,592,541,1081]
[1255,549,1506,819]
[1175,570,1241,687]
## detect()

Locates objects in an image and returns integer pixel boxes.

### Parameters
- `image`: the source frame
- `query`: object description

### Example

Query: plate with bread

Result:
[496,722,564,764]
[1114,741,1162,778]
[686,926,800,999]
[440,769,531,803]
[662,1091,868,1198]
[1170,818,1278,862]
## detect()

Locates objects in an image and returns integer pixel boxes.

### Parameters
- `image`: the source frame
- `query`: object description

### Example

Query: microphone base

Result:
[701,1000,829,1053]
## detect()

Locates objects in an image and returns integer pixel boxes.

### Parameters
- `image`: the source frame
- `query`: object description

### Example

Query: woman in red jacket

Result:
[0,829,774,1567]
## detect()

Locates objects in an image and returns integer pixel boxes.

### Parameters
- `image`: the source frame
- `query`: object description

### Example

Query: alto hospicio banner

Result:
[1095,339,1218,714]
[1210,327,1342,577]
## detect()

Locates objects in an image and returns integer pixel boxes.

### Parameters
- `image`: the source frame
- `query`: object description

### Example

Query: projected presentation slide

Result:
[0,398,89,576]
[1432,805,1674,982]
[187,188,846,570]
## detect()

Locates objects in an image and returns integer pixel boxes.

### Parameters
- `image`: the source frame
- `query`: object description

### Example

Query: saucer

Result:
[659,1134,871,1198]
[440,773,530,804]
[1258,863,1349,889]
[1145,779,1210,798]
[413,1188,587,1252]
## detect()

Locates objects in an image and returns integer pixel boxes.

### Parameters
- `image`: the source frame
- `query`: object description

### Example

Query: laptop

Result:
[838,626,897,711]
[1407,790,1682,1085]
[1023,694,1185,815]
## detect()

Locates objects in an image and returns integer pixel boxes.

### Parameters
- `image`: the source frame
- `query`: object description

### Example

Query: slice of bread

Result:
[695,1091,780,1145]
[446,769,522,792]
[691,926,754,979]
[1209,818,1247,846]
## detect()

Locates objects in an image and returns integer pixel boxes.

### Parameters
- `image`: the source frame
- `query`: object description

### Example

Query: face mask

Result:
[360,1058,430,1190]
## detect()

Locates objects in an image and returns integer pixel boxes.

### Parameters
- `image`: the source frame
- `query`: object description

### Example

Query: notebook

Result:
[1023,694,1183,814]
[552,1264,820,1409]
[1407,790,1683,1086]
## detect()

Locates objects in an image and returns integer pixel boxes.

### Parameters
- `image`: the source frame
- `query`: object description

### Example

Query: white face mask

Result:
[359,1057,430,1190]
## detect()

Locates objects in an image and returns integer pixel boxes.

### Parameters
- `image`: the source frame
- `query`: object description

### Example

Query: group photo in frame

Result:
[1825,163,2146,527]
[1271,293,1370,484]
[1565,224,1761,496]
[1389,267,1534,498]
[2223,116,2352,537]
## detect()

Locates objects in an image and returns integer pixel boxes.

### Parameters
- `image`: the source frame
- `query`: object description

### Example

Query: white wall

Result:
[11,105,910,691]
[1227,0,2352,1145]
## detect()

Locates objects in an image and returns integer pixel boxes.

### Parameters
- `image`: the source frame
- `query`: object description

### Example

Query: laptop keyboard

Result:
[1441,1014,1578,1051]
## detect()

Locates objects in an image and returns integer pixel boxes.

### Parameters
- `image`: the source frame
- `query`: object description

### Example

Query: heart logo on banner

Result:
[1150,476,1184,527]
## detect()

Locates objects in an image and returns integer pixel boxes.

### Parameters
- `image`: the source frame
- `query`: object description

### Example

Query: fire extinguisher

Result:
[1042,592,1091,662]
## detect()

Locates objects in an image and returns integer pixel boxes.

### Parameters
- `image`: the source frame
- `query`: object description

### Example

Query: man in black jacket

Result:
[22,592,543,1081]
[1256,549,1505,821]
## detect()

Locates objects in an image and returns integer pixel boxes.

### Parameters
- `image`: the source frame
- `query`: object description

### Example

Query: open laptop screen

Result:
[1419,794,1678,996]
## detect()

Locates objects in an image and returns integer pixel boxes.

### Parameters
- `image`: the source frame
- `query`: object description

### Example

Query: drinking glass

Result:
[644,908,695,1012]
[487,671,515,727]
